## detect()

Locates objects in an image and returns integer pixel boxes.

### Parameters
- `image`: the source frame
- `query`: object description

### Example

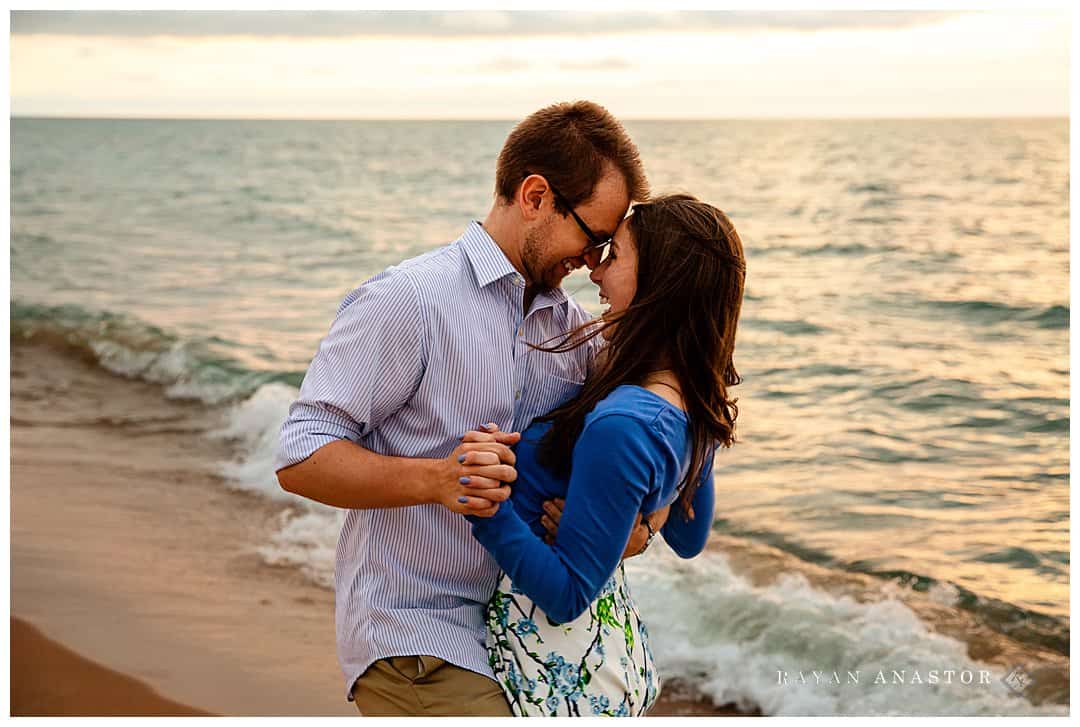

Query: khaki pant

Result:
[351,655,512,716]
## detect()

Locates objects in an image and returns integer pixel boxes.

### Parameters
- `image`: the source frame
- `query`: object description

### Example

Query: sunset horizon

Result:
[10,9,1068,120]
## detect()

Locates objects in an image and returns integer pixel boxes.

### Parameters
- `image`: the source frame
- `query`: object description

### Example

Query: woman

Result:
[463,194,746,716]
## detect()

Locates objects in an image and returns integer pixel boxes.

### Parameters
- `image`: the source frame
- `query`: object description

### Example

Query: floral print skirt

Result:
[483,563,660,716]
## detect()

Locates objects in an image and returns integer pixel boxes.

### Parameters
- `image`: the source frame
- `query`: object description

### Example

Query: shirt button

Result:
[515,390,522,400]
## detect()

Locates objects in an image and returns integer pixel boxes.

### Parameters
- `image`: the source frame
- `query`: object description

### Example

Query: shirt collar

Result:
[460,220,521,289]
[530,285,569,312]
[460,220,571,311]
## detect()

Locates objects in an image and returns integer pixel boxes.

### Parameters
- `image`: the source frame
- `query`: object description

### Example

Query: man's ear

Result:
[517,174,549,223]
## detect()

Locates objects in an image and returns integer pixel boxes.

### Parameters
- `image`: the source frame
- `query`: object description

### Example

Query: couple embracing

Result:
[275,100,746,717]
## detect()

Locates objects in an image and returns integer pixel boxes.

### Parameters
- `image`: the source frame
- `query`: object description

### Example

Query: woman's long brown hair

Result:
[533,193,746,519]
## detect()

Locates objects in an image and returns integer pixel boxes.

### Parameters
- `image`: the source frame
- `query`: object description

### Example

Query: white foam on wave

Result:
[211,381,346,586]
[210,381,301,502]
[625,544,1065,716]
[257,507,344,589]
[927,580,962,608]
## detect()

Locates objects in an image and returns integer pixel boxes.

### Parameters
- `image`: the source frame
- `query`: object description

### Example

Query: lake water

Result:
[11,117,1069,715]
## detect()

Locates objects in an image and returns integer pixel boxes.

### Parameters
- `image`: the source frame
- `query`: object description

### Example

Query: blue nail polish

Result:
[459,476,470,484]
[457,496,469,504]
[458,454,466,463]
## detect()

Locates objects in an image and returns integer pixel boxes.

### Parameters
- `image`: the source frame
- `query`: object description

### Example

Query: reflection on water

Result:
[11,117,1069,640]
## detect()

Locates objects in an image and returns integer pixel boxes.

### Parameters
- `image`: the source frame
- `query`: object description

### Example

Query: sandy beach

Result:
[11,616,212,716]
[11,340,356,715]
[10,339,753,717]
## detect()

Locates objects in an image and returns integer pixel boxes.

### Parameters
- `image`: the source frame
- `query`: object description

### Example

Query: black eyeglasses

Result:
[543,179,614,259]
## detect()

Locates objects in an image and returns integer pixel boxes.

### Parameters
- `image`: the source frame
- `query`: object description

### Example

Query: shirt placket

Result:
[508,273,532,432]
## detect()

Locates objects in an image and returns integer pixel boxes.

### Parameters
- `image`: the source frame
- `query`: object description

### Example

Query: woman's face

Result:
[589,218,638,338]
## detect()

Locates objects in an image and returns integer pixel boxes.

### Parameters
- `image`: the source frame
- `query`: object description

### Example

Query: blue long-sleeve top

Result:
[466,385,715,624]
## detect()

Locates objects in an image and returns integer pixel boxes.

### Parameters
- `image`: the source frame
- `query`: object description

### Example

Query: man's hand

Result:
[541,498,671,559]
[434,423,521,518]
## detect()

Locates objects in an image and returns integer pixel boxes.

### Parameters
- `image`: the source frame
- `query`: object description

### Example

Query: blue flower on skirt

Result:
[614,698,630,717]
[545,694,561,712]
[514,617,539,637]
[589,694,610,715]
[559,661,579,687]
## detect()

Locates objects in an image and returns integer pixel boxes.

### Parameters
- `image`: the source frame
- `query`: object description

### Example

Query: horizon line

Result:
[11,113,1069,122]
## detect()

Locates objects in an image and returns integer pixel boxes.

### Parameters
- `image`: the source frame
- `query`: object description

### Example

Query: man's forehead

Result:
[583,175,631,233]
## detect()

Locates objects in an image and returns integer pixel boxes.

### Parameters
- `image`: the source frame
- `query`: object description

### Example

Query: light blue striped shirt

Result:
[275,221,597,700]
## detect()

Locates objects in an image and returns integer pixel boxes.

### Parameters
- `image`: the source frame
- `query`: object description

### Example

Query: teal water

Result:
[10,118,1069,712]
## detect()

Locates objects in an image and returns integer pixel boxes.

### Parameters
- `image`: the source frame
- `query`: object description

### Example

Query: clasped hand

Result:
[436,423,521,517]
[441,424,670,559]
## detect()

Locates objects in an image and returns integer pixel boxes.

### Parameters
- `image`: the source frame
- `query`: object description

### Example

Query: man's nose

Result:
[582,247,603,270]
[589,264,603,285]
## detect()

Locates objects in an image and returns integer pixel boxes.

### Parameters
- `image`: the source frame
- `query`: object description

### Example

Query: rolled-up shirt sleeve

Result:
[274,270,426,472]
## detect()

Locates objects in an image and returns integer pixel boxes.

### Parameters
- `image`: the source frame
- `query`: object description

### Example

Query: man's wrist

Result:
[414,458,444,506]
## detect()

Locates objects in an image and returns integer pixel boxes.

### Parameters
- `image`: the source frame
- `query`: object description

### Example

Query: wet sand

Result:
[11,340,353,715]
[11,616,212,716]
[10,340,754,716]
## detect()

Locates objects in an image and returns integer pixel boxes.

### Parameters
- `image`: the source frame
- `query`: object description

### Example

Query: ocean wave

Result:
[756,242,903,257]
[848,215,907,225]
[11,300,302,405]
[207,377,350,586]
[628,545,1066,716]
[209,380,303,500]
[862,373,1066,435]
[757,363,864,379]
[208,491,1072,715]
[715,520,1069,660]
[922,300,1068,329]
[848,182,896,194]
[202,389,1072,712]
[844,565,1069,658]
[256,507,345,589]
[742,317,828,335]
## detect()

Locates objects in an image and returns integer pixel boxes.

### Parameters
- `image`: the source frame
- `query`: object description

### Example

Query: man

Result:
[275,100,659,716]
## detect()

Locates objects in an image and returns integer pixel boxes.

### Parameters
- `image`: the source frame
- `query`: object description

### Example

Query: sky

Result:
[8,9,1071,119]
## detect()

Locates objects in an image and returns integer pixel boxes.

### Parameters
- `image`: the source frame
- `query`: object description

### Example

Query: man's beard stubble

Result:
[522,225,559,293]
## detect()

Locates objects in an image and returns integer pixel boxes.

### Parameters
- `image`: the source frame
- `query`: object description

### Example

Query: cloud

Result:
[473,56,534,74]
[471,54,633,75]
[558,57,635,72]
[11,10,968,39]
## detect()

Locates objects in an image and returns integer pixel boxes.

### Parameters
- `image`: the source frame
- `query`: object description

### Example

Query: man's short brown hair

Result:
[495,100,649,212]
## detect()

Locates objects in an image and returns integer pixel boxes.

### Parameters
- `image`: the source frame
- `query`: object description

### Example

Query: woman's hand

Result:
[461,422,522,447]
[541,498,671,558]
[441,423,522,518]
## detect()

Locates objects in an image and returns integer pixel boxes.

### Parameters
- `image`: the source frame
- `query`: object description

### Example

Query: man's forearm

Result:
[277,439,438,509]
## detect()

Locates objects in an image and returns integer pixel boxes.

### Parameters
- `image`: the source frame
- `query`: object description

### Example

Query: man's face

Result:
[522,169,630,291]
